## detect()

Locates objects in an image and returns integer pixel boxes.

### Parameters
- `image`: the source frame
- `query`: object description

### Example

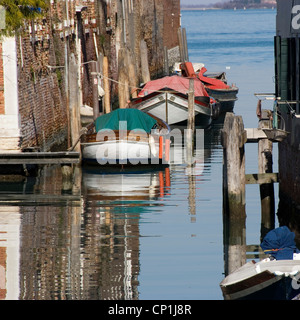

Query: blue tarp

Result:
[95,109,157,133]
[260,226,300,260]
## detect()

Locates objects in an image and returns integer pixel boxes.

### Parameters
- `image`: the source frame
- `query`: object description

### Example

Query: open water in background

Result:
[0,9,278,300]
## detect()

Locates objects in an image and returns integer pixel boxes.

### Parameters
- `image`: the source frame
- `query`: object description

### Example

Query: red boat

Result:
[129,75,219,127]
[180,62,239,113]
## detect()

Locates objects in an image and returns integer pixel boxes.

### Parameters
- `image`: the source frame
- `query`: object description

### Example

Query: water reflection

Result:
[0,127,223,300]
[0,164,174,300]
[81,166,171,300]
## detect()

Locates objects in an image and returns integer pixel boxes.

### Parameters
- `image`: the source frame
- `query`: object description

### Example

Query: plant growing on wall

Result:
[0,0,48,35]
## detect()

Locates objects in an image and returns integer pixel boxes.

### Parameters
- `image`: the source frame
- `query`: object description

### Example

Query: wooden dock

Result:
[0,151,80,165]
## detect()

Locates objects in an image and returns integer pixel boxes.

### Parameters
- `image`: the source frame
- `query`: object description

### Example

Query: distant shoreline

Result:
[181,7,221,11]
[181,7,276,11]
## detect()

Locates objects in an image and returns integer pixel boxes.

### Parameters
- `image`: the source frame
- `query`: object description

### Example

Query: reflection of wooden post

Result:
[188,171,196,223]
[258,110,275,240]
[222,113,247,275]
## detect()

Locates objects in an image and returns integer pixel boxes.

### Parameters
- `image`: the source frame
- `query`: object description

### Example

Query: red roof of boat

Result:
[138,75,209,98]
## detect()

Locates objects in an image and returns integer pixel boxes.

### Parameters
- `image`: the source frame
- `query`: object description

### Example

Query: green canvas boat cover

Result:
[95,108,157,133]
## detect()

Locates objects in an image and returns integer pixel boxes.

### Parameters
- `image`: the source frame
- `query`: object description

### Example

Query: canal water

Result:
[0,9,278,300]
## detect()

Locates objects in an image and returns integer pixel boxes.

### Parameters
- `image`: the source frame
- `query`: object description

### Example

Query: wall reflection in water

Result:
[0,165,170,300]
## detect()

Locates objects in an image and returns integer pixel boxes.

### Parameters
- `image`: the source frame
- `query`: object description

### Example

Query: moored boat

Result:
[198,67,239,113]
[129,75,218,127]
[220,259,300,300]
[81,108,170,166]
[180,62,239,114]
[220,226,300,300]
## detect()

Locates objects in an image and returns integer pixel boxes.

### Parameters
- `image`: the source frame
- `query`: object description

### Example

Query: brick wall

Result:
[16,1,99,151]
[0,0,180,151]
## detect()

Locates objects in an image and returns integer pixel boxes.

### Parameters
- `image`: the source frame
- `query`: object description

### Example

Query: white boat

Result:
[129,75,216,127]
[220,259,300,300]
[221,226,300,300]
[81,108,170,166]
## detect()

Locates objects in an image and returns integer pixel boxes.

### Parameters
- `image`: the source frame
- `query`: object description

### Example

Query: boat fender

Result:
[165,139,170,162]
[159,136,163,160]
[294,253,300,260]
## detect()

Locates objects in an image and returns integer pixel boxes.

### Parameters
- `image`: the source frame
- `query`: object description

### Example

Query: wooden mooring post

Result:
[221,113,247,213]
[221,113,247,275]
[186,78,195,165]
[222,111,278,274]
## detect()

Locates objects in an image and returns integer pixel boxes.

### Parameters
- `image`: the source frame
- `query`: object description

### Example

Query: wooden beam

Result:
[245,173,278,185]
[0,152,80,165]
[245,128,267,142]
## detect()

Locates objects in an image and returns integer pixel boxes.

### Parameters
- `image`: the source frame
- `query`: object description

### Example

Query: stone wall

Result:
[0,0,181,152]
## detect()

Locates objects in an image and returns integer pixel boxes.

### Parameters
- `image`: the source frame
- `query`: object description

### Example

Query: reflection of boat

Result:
[220,259,300,300]
[129,75,215,127]
[82,166,171,201]
[81,108,170,166]
[180,62,239,113]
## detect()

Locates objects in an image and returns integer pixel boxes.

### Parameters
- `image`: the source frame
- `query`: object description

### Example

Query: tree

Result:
[0,0,48,35]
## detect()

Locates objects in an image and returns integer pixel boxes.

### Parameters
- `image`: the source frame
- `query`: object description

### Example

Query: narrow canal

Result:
[0,9,278,300]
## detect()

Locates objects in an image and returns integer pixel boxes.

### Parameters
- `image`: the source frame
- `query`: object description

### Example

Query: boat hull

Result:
[220,260,300,300]
[131,91,212,127]
[81,132,170,166]
[206,87,239,113]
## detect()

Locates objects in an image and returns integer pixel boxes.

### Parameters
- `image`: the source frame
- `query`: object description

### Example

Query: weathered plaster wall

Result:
[0,0,181,151]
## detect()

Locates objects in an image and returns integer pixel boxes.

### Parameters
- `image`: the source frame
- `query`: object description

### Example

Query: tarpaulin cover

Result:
[198,67,230,90]
[95,108,157,133]
[260,226,300,260]
[138,75,209,98]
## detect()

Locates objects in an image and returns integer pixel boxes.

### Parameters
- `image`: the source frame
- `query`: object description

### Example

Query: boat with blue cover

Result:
[220,226,300,300]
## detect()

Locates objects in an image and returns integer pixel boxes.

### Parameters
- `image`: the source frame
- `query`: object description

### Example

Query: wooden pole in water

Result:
[258,109,275,240]
[177,27,184,62]
[182,27,189,62]
[221,113,247,275]
[222,113,246,209]
[187,78,195,165]
[68,53,81,154]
